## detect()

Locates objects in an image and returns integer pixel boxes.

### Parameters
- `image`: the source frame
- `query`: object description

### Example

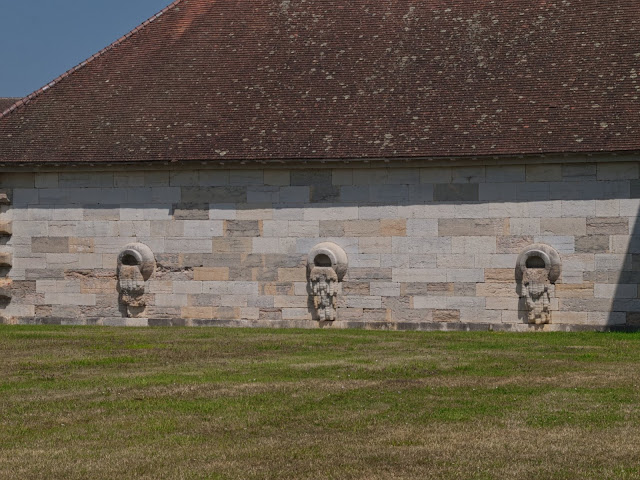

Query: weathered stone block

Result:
[554,283,594,298]
[224,220,261,237]
[575,235,609,253]
[540,218,586,236]
[433,309,460,322]
[213,238,252,254]
[173,204,210,220]
[586,217,629,235]
[310,185,340,203]
[380,219,407,236]
[194,268,230,281]
[291,170,332,186]
[277,268,306,282]
[439,218,508,236]
[433,184,479,202]
[484,269,515,283]
[526,164,562,181]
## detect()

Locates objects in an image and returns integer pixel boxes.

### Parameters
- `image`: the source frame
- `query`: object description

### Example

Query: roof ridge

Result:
[0,0,185,119]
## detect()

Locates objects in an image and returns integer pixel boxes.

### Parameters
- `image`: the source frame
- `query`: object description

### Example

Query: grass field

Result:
[1,326,640,479]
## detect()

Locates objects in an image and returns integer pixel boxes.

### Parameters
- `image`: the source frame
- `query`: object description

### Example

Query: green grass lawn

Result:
[1,326,640,479]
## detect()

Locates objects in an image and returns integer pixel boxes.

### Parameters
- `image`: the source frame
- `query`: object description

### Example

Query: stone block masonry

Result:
[1,158,639,331]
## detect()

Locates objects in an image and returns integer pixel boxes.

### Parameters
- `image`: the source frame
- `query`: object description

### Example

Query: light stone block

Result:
[474,254,518,269]
[561,200,596,217]
[451,236,496,254]
[183,220,224,238]
[236,206,272,221]
[509,218,540,235]
[359,237,392,254]
[594,283,636,299]
[533,236,575,254]
[44,293,96,306]
[303,205,358,221]
[116,221,151,238]
[209,204,237,220]
[345,296,382,309]
[288,221,319,238]
[459,308,501,323]
[392,268,446,283]
[528,201,562,218]
[398,204,456,219]
[446,269,485,283]
[619,199,640,217]
[358,205,398,220]
[540,218,586,236]
[453,203,489,219]
[381,255,436,269]
[348,254,381,268]
[369,282,401,297]
[202,281,259,296]
[282,308,314,320]
[436,254,471,268]
[11,221,48,237]
[487,202,529,219]
[165,238,212,253]
[173,281,203,295]
[594,254,632,271]
[155,294,189,307]
[392,237,451,254]
[595,199,620,217]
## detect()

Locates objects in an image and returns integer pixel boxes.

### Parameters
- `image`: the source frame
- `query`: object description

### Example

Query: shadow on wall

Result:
[609,202,640,330]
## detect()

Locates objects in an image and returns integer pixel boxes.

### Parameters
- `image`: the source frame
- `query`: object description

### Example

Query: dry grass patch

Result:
[1,326,640,479]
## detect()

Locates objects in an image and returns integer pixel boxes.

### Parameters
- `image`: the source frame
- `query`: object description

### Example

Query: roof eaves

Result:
[0,0,185,120]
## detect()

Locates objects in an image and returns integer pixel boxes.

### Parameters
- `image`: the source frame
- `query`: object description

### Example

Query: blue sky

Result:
[0,0,172,98]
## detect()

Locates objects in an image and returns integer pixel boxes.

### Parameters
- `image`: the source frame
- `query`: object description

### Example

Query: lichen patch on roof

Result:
[1,0,639,164]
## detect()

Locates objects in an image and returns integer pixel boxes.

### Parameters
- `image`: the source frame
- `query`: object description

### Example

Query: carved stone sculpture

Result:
[117,243,155,318]
[307,242,348,322]
[516,244,561,325]
[0,252,12,268]
[0,279,11,302]
[0,221,11,237]
[0,191,10,205]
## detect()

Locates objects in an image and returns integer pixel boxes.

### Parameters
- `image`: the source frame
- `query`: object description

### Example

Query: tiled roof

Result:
[0,98,19,114]
[1,0,639,164]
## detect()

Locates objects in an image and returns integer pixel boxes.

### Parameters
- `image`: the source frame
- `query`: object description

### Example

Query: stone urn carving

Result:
[307,242,348,321]
[117,243,156,318]
[516,244,561,325]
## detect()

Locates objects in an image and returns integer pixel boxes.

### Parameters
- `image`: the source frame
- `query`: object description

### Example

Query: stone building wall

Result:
[0,158,639,330]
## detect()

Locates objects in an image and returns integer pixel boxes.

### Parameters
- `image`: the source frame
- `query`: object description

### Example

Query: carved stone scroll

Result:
[516,244,561,325]
[117,243,156,318]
